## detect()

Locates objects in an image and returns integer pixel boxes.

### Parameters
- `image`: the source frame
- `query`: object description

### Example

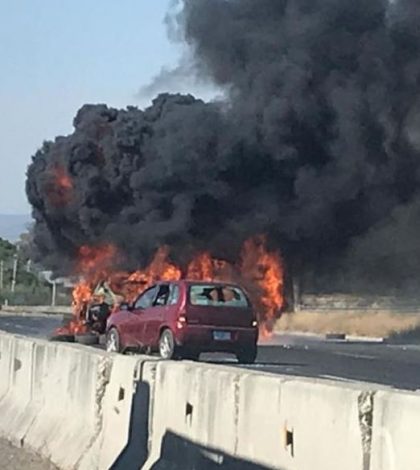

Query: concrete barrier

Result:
[0,333,111,469]
[143,361,242,469]
[0,332,15,400]
[144,362,373,470]
[79,354,155,470]
[0,332,152,470]
[0,330,419,470]
[25,342,112,469]
[236,374,371,470]
[0,335,37,447]
[371,389,420,470]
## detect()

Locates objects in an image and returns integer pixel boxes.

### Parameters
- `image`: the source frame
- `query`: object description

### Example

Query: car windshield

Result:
[189,284,249,307]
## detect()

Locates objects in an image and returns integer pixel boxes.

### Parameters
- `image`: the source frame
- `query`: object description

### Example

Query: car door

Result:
[142,284,171,348]
[129,286,160,348]
[112,308,138,347]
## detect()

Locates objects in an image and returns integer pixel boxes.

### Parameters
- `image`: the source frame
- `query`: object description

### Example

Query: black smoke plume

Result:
[26,0,420,292]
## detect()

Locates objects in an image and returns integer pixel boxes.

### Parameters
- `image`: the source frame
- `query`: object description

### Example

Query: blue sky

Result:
[0,0,211,214]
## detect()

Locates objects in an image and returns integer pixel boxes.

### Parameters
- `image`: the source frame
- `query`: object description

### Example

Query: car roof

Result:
[155,279,244,288]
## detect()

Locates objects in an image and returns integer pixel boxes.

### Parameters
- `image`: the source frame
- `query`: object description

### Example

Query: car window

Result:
[189,284,249,307]
[134,286,158,309]
[154,285,170,306]
[167,284,180,305]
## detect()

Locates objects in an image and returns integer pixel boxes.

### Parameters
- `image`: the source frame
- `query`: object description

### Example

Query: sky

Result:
[0,0,212,215]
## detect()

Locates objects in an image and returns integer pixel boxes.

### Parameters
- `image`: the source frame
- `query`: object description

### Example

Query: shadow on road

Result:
[150,431,280,470]
[203,359,307,368]
[111,379,150,470]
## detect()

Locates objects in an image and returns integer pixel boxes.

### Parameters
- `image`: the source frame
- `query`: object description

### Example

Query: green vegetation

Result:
[0,237,70,306]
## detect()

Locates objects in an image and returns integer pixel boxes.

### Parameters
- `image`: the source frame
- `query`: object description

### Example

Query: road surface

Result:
[1,312,420,390]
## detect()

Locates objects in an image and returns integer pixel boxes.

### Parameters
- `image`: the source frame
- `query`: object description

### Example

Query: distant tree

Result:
[0,237,16,261]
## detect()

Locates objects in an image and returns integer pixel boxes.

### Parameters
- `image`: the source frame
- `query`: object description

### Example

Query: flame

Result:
[46,166,74,207]
[240,235,284,336]
[72,282,92,312]
[77,244,118,280]
[60,236,284,338]
[125,247,182,301]
[54,167,73,190]
[187,253,214,281]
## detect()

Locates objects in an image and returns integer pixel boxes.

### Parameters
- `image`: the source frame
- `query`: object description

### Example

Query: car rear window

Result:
[189,284,249,307]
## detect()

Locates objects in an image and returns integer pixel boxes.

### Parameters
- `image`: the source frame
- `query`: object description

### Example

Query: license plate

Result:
[213,331,232,341]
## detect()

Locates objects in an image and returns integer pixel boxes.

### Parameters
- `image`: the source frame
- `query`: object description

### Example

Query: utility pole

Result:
[0,260,4,290]
[51,281,57,307]
[11,255,18,293]
[292,275,301,312]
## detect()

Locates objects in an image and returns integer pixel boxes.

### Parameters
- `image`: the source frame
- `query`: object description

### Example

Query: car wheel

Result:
[106,328,122,353]
[49,334,75,343]
[159,329,177,360]
[236,345,258,364]
[75,333,99,346]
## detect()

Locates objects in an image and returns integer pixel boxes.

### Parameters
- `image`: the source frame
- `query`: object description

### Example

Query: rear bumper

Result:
[174,325,258,352]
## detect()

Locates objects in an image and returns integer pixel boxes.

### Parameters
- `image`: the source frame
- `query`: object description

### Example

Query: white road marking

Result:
[334,352,377,360]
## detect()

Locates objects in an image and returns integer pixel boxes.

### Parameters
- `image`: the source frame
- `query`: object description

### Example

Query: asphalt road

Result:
[243,337,420,391]
[1,313,420,391]
[0,313,62,339]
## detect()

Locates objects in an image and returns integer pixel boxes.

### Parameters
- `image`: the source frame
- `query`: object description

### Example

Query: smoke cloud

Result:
[26,0,420,291]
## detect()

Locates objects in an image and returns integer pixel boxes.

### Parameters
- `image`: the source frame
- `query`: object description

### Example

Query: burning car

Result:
[51,281,125,344]
[50,237,284,348]
[106,280,259,363]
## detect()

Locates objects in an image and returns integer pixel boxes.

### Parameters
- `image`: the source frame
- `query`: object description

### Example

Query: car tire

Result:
[106,328,122,353]
[75,333,99,346]
[159,329,177,360]
[236,345,258,364]
[49,334,75,343]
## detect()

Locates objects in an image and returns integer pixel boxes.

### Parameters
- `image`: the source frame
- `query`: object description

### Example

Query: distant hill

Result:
[0,214,32,241]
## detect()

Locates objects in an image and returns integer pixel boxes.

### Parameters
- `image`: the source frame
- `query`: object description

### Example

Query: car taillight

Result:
[176,314,187,329]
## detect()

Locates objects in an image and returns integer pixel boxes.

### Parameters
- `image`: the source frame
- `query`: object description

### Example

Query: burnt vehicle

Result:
[50,281,123,345]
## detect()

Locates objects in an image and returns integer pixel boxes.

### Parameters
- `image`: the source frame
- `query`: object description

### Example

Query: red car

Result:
[105,280,258,363]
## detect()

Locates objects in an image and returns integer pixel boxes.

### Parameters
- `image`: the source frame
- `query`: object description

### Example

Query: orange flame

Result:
[46,166,74,207]
[187,253,214,281]
[54,167,73,191]
[125,247,182,301]
[240,236,284,336]
[66,236,284,336]
[77,244,118,279]
[72,281,92,320]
